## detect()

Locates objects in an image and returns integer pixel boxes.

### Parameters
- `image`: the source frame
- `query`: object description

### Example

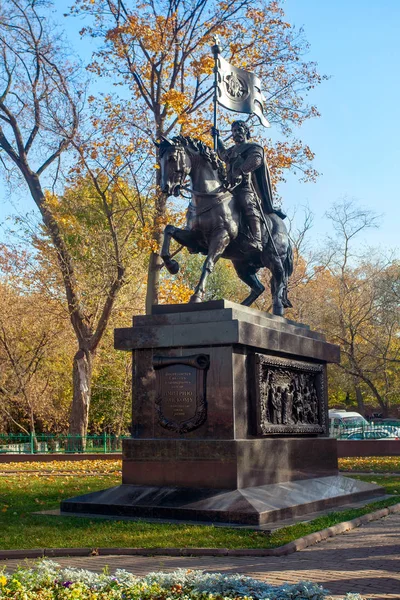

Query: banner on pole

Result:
[216,55,270,128]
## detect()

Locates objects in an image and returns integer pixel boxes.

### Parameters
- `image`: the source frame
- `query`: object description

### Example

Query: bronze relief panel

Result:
[250,354,327,436]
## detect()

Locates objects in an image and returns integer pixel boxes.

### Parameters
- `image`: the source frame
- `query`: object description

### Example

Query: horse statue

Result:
[157,135,293,316]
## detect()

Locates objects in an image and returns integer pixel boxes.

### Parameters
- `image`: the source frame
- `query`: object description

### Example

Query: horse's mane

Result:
[159,135,227,186]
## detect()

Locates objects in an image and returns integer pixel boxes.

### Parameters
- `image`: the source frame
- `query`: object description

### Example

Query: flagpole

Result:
[211,36,221,151]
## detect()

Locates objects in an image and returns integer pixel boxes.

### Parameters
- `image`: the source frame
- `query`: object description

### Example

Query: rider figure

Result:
[212,121,285,252]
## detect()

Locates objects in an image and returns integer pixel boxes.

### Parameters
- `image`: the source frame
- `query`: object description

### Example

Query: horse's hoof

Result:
[189,293,203,303]
[166,259,179,275]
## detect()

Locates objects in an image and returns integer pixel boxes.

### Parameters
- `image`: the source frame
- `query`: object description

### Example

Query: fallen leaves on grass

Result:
[0,459,122,476]
[339,456,400,473]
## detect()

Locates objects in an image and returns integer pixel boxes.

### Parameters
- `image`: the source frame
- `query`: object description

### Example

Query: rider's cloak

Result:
[250,145,286,220]
[228,142,286,220]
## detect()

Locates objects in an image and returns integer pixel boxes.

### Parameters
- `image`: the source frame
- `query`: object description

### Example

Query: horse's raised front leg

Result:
[161,225,180,274]
[161,225,200,274]
[190,230,230,303]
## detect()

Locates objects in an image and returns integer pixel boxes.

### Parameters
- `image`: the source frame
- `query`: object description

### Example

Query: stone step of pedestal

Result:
[122,438,339,488]
[115,300,339,363]
[61,475,385,526]
[133,300,323,341]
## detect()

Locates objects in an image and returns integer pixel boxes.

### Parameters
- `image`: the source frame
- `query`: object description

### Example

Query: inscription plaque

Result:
[250,354,327,436]
[153,354,210,433]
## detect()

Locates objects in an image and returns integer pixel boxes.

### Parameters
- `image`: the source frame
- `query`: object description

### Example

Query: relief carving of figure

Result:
[303,385,312,423]
[309,386,319,423]
[269,382,283,424]
[282,383,294,424]
[293,387,304,424]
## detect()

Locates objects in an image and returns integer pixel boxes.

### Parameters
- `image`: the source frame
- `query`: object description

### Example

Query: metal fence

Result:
[0,433,129,454]
[330,421,400,440]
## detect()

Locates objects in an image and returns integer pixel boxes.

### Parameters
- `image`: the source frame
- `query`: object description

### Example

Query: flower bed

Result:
[0,561,363,599]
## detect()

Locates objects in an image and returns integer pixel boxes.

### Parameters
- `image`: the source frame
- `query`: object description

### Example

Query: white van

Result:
[329,409,368,436]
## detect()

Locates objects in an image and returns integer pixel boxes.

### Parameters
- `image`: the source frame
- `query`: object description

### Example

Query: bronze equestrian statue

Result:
[157,121,293,316]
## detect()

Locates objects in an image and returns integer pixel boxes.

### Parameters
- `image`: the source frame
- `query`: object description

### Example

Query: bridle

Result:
[166,143,234,214]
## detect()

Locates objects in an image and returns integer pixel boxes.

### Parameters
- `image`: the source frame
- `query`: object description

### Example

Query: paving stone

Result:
[1,513,400,599]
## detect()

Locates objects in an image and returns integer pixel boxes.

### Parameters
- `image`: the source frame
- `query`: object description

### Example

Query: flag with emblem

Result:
[216,55,270,128]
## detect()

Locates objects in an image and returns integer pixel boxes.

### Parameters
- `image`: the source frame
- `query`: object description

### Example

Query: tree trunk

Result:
[145,163,167,314]
[69,349,93,450]
[354,384,365,415]
[29,407,38,452]
[145,251,163,314]
[363,379,389,417]
[381,403,389,418]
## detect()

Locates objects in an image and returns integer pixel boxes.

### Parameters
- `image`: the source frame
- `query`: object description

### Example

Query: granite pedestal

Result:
[61,301,385,524]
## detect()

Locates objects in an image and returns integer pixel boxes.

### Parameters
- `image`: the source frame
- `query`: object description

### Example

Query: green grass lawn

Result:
[0,464,399,551]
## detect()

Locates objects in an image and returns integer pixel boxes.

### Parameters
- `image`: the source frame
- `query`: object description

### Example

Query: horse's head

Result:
[157,137,191,197]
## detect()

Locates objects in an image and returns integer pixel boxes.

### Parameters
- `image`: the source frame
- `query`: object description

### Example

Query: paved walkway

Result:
[2,513,400,600]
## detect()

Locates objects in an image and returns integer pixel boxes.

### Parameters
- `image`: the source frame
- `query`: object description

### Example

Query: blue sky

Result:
[0,0,399,252]
[279,0,400,251]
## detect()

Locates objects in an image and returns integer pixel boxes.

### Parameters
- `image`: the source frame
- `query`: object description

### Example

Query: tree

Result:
[302,200,400,416]
[159,250,248,304]
[71,0,325,312]
[0,1,152,441]
[29,172,151,440]
[89,330,132,436]
[0,245,72,437]
[0,0,86,432]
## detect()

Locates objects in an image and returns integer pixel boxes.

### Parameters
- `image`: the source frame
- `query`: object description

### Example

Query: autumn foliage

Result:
[1,2,398,437]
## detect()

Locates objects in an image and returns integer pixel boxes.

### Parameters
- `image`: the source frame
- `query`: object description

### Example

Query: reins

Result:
[180,181,241,217]
[170,144,238,217]
[187,190,231,216]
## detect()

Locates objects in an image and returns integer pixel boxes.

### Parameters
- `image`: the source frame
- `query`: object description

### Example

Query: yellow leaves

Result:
[179,107,213,144]
[0,575,6,587]
[161,89,189,117]
[303,145,315,162]
[275,152,293,170]
[264,139,319,185]
[0,459,122,475]
[137,221,161,253]
[43,190,60,211]
[44,189,81,233]
[190,55,214,76]
[229,42,241,55]
[159,279,192,305]
[107,13,171,54]
[339,457,400,473]
[245,8,265,26]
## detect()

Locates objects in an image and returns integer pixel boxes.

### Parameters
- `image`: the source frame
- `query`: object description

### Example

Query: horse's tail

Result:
[282,240,293,308]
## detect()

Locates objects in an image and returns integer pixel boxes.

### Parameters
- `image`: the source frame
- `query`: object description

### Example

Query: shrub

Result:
[0,560,364,600]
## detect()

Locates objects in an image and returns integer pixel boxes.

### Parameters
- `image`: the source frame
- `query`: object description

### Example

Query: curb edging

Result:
[1,502,399,561]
